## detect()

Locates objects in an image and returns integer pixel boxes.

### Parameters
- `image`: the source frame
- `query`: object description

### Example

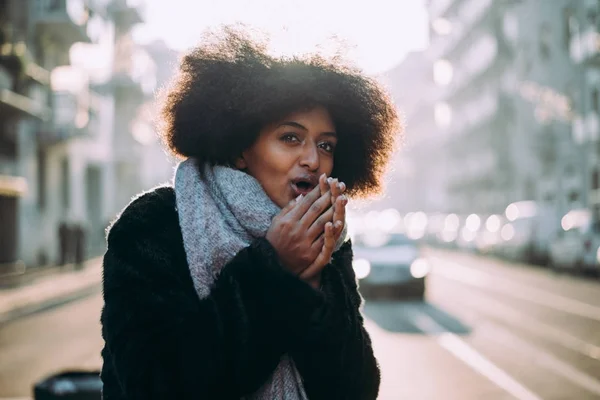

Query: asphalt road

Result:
[0,249,599,399]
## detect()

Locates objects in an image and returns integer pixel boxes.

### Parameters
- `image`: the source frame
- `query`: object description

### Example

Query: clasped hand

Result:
[265,174,347,288]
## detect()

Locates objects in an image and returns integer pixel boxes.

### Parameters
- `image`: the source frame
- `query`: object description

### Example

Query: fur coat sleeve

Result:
[100,187,379,400]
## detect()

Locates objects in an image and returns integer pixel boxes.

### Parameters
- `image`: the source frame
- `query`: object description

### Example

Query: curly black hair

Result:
[158,25,401,198]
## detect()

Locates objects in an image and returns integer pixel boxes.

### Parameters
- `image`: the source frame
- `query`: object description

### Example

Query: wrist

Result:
[306,274,322,290]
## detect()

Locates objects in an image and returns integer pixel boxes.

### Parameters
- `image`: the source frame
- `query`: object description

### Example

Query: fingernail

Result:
[321,173,327,180]
[338,182,345,191]
[327,177,333,184]
[296,194,303,201]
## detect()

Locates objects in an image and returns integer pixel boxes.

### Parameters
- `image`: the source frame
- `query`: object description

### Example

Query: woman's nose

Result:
[299,142,319,171]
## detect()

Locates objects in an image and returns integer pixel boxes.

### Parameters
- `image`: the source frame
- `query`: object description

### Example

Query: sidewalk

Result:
[0,257,103,325]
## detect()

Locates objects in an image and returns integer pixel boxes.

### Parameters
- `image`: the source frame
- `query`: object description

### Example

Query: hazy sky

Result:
[132,0,429,75]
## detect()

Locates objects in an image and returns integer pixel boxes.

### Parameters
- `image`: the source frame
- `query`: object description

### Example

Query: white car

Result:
[549,209,600,272]
[352,232,430,299]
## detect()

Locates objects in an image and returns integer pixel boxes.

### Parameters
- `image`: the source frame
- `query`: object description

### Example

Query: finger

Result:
[287,185,322,220]
[338,180,346,194]
[279,194,302,217]
[333,195,347,229]
[307,206,334,241]
[333,213,346,241]
[333,220,344,242]
[299,189,332,228]
[300,223,335,279]
[319,173,328,196]
[309,233,325,258]
[329,178,340,202]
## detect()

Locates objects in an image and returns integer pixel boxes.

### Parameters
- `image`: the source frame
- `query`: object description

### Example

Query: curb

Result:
[0,258,103,325]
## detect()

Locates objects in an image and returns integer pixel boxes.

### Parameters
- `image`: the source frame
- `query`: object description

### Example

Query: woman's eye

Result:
[281,133,300,143]
[319,142,336,153]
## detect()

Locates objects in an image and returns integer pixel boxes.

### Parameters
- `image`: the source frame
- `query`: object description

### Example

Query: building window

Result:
[61,158,70,211]
[587,6,598,25]
[539,23,552,59]
[564,163,575,177]
[568,191,579,203]
[37,149,47,210]
[563,8,579,49]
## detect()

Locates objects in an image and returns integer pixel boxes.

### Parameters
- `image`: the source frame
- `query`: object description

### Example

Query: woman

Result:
[100,27,400,400]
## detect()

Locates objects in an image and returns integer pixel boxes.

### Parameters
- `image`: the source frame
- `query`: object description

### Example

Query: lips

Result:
[291,174,319,196]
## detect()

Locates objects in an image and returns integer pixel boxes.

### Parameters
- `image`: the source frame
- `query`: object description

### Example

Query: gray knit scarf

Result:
[174,158,347,400]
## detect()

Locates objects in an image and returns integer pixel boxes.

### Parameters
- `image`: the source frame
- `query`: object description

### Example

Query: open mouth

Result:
[291,176,318,196]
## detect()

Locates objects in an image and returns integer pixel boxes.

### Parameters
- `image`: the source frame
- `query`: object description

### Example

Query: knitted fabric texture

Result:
[174,158,347,400]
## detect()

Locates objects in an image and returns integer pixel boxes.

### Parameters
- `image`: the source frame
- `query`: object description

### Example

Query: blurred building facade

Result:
[569,0,600,220]
[0,0,172,271]
[384,0,598,224]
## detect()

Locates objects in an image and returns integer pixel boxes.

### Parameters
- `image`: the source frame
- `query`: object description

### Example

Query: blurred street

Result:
[1,250,599,399]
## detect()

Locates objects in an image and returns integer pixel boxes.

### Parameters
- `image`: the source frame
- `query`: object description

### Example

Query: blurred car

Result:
[475,214,506,256]
[549,208,600,273]
[456,214,483,253]
[500,201,558,265]
[352,231,430,299]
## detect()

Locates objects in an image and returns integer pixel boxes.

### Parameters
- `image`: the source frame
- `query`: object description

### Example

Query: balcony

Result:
[429,0,456,20]
[444,94,500,142]
[0,175,28,197]
[569,26,600,65]
[32,0,90,47]
[572,112,600,144]
[108,0,145,30]
[109,47,156,100]
[0,157,27,197]
[454,35,497,89]
[0,66,51,121]
[430,0,493,61]
[0,41,51,85]
[586,112,600,141]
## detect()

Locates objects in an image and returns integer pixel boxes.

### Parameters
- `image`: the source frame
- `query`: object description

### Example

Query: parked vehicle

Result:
[500,201,558,265]
[549,208,600,273]
[475,214,506,256]
[352,231,429,300]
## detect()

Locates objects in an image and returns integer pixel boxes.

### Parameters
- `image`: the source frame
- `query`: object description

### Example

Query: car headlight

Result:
[353,258,371,279]
[410,258,430,278]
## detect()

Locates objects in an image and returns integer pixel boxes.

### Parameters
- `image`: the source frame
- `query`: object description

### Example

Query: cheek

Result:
[321,156,335,175]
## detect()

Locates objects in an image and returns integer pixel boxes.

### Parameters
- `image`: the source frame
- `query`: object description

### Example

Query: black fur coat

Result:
[100,187,380,400]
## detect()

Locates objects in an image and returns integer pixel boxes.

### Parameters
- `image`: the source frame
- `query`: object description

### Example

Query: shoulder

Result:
[107,186,178,247]
[104,186,188,284]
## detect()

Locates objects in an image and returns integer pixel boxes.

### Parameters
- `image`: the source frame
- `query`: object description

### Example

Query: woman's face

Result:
[237,106,338,208]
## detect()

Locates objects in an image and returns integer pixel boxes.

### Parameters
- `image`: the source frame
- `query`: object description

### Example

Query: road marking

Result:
[430,257,600,321]
[479,324,600,396]
[431,287,600,361]
[410,312,542,400]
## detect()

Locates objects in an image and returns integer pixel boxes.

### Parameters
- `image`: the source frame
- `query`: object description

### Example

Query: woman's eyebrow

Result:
[278,122,337,138]
[278,121,307,130]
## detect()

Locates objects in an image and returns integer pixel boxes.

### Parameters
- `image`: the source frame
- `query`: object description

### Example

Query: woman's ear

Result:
[234,155,247,170]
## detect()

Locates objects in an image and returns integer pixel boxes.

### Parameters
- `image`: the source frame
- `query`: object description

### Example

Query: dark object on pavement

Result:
[58,222,70,266]
[74,224,87,270]
[34,370,102,399]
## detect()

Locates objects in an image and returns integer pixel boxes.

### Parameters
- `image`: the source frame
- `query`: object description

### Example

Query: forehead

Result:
[276,106,335,131]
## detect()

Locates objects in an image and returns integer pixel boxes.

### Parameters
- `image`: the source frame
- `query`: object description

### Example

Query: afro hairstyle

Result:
[158,25,402,198]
